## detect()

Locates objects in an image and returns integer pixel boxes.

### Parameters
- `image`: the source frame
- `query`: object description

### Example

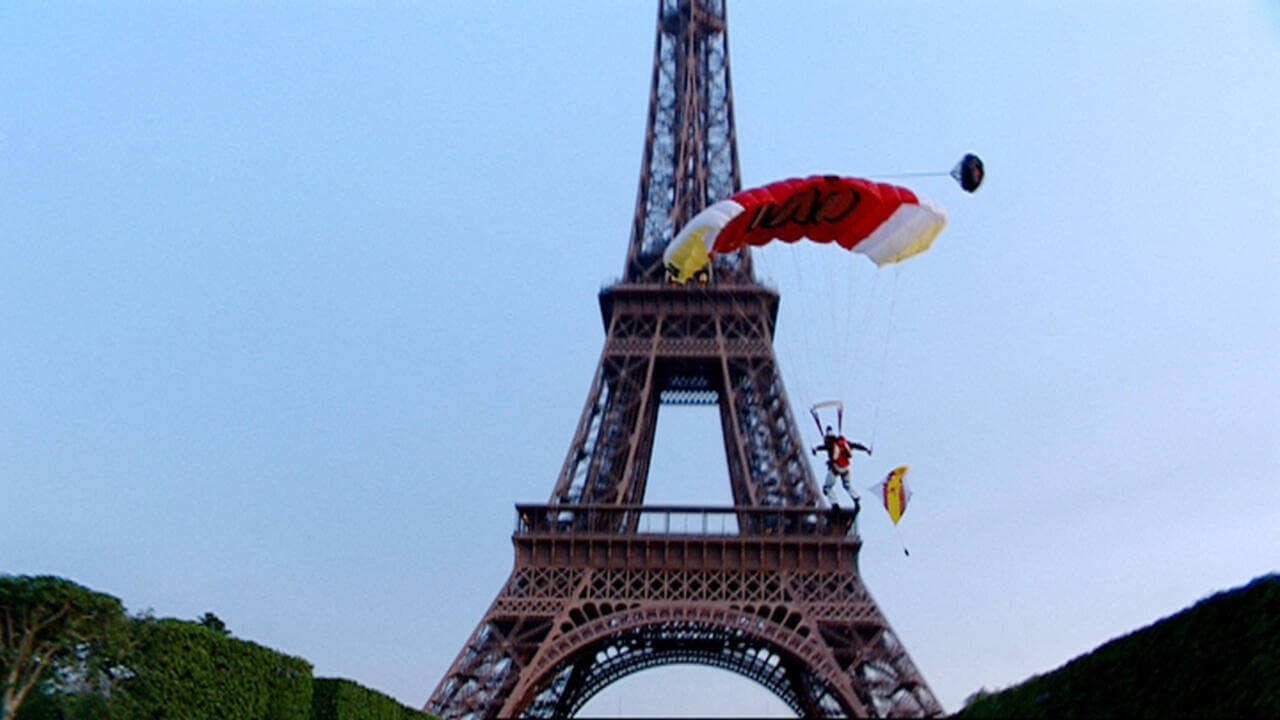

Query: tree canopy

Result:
[1,575,130,720]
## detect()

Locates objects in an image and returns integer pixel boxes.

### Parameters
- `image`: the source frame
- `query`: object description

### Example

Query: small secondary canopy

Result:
[878,466,912,526]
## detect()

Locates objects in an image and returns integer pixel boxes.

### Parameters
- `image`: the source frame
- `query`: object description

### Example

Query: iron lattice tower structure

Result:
[426,1,943,716]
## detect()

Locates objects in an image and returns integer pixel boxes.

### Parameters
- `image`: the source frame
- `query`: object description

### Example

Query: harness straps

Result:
[833,437,853,469]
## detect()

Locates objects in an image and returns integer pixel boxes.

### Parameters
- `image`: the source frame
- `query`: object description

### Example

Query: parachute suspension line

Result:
[829,249,860,406]
[894,523,911,557]
[848,268,882,429]
[749,251,787,393]
[844,257,875,404]
[819,244,842,400]
[835,249,861,406]
[779,251,815,413]
[761,243,826,436]
[822,250,847,404]
[786,244,821,410]
[816,246,858,406]
[868,171,952,180]
[868,268,903,451]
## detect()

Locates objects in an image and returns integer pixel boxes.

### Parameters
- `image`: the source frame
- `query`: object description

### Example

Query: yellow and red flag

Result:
[880,466,911,525]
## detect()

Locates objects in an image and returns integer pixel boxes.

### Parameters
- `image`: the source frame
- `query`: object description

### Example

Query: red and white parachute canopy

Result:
[663,175,947,284]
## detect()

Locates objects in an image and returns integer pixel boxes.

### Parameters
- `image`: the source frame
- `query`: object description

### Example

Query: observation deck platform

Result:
[513,504,861,573]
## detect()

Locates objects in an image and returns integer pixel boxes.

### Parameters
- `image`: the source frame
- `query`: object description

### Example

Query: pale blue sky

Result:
[3,2,1278,716]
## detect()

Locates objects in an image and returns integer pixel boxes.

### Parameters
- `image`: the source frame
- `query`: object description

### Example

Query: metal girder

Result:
[626,0,748,284]
[548,284,815,512]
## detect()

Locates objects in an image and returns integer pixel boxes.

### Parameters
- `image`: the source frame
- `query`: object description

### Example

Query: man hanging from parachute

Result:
[809,402,871,511]
[813,426,872,509]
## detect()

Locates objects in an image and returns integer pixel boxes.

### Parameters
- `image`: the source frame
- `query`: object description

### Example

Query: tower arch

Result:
[516,607,853,717]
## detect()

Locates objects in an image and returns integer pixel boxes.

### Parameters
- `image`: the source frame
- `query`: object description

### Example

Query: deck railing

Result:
[514,503,858,539]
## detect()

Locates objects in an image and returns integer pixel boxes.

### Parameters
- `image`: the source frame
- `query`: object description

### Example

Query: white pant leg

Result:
[840,470,859,500]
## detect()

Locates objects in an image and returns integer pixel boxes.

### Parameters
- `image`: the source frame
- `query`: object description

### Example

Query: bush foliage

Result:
[957,574,1280,719]
[120,618,313,720]
[311,678,426,720]
[4,576,440,720]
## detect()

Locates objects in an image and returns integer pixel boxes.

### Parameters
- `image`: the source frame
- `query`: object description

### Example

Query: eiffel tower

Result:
[426,1,944,716]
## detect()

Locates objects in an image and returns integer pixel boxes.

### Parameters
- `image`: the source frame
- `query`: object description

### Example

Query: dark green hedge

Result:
[957,574,1280,719]
[120,618,313,720]
[5,576,429,720]
[14,690,116,720]
[311,678,427,720]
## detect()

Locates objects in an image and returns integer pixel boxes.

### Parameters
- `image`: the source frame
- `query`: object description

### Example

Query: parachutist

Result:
[813,425,871,508]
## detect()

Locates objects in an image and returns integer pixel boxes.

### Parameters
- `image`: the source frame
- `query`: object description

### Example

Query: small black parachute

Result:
[951,153,985,193]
